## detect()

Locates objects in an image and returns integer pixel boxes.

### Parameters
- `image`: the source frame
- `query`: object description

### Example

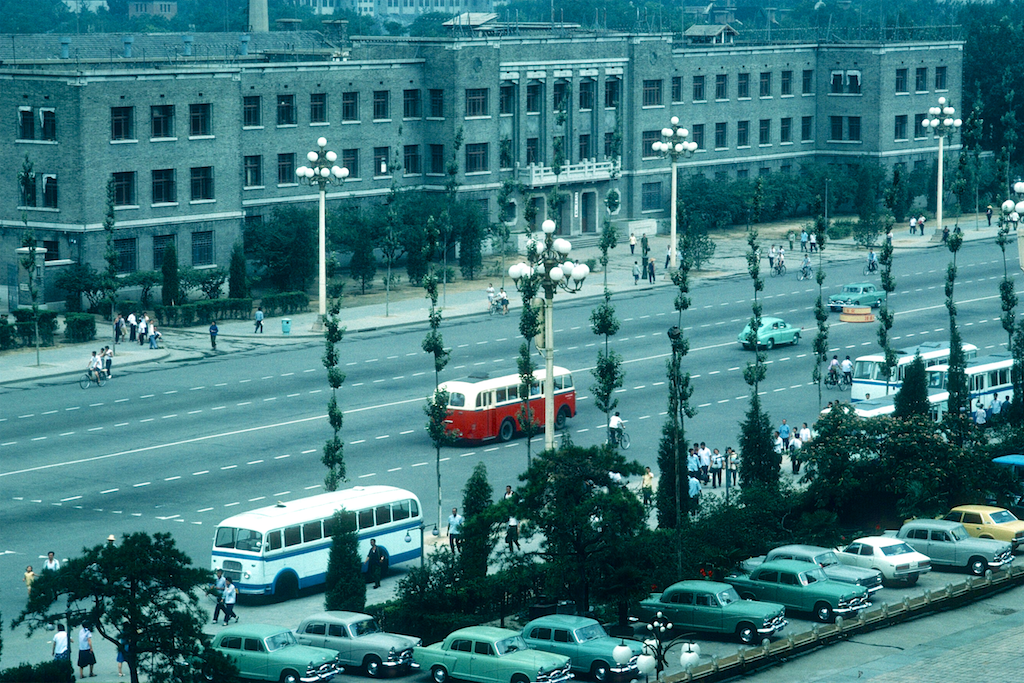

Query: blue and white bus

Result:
[211,486,422,598]
[926,353,1015,417]
[850,341,978,402]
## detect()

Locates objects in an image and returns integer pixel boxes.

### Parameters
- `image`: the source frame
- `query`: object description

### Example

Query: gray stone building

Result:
[0,26,961,311]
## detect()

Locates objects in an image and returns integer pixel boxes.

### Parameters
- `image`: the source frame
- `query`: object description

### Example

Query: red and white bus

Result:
[438,366,576,442]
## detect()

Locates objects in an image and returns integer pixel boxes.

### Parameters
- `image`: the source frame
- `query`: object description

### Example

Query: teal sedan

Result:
[211,624,342,683]
[414,626,572,683]
[737,317,801,350]
[725,560,870,623]
[522,615,642,681]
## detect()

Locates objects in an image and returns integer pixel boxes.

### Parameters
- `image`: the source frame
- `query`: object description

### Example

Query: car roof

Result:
[759,317,786,325]
[219,624,290,639]
[843,282,874,288]
[664,580,734,592]
[524,615,597,629]
[449,626,519,641]
[772,544,832,555]
[302,611,372,625]
[950,505,1010,515]
[902,519,959,530]
[757,559,820,573]
[852,536,904,547]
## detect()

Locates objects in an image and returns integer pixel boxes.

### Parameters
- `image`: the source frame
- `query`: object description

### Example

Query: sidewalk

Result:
[1,212,1008,386]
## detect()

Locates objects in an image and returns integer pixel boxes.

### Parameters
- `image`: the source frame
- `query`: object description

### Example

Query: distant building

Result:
[128,2,178,19]
[0,25,962,310]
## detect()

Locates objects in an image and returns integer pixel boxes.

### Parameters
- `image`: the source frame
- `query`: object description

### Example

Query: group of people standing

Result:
[773,418,814,474]
[113,312,160,349]
[908,214,929,236]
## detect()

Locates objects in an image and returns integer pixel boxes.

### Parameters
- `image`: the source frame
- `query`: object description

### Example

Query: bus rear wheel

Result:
[498,418,516,442]
[555,405,571,430]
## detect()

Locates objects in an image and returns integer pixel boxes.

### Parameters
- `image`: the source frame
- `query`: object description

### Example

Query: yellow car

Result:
[944,505,1024,550]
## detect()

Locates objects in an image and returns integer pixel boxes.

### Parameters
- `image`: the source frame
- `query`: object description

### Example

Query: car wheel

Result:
[905,575,919,586]
[511,675,530,683]
[814,602,834,623]
[791,332,800,345]
[854,300,861,306]
[735,623,756,645]
[280,670,300,683]
[431,666,449,683]
[969,557,987,576]
[555,405,571,430]
[766,338,775,350]
[591,660,610,682]
[498,418,516,442]
[365,655,383,677]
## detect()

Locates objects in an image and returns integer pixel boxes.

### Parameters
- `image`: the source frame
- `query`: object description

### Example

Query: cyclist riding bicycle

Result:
[801,255,811,278]
[775,252,785,273]
[87,351,103,383]
[827,355,840,382]
[608,411,624,445]
[840,356,854,385]
[867,250,878,272]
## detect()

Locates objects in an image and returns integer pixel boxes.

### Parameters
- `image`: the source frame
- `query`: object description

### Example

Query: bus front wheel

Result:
[555,405,571,430]
[498,418,516,442]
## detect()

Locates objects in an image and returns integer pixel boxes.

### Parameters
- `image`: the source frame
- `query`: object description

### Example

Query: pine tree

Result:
[324,511,366,611]
[459,463,496,580]
[228,241,247,299]
[893,355,930,419]
[161,244,179,306]
[322,301,347,491]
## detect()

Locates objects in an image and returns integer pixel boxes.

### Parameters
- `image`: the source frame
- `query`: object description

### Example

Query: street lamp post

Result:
[922,98,962,240]
[998,180,1024,275]
[295,137,349,324]
[509,219,589,451]
[652,117,697,270]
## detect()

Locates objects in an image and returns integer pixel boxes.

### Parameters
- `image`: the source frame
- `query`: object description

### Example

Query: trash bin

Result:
[282,318,291,334]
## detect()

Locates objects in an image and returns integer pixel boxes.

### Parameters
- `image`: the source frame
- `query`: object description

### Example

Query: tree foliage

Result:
[161,244,179,306]
[246,206,317,292]
[893,355,931,419]
[322,301,347,491]
[228,241,247,299]
[459,463,499,581]
[324,511,366,612]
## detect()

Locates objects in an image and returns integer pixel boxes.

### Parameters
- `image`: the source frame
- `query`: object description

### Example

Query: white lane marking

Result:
[247,460,263,465]
[66,406,80,411]
[375,435,390,440]
[412,462,428,467]
[100,488,118,495]
[190,386,205,391]
[164,390,178,395]
[249,496,266,502]
[263,397,277,402]
[240,379,252,384]
[287,393,300,397]
[88,427,103,432]
[193,470,209,476]
[61,495,82,502]
[358,473,376,478]
[274,454,290,460]
[188,410,202,415]
[237,401,252,406]
[133,482,151,488]
[221,465,237,471]
[302,449,316,454]
[162,415,177,419]
[400,430,415,435]
[165,475,181,481]
[212,406,225,411]
[351,439,366,445]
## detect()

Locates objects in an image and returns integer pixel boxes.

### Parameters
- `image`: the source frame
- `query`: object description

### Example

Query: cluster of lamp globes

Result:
[508,219,590,286]
[652,116,699,155]
[608,613,702,674]
[921,97,962,134]
[1001,181,1024,225]
[295,137,350,181]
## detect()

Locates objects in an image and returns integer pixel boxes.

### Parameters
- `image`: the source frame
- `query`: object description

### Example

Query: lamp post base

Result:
[310,316,324,333]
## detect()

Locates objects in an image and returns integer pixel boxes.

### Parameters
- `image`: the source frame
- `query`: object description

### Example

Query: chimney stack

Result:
[183,35,193,56]
[122,36,134,59]
[249,0,269,32]
[60,37,71,59]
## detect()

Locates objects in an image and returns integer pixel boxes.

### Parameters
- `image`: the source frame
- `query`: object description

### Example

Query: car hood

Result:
[801,581,868,601]
[282,644,339,665]
[955,536,1013,555]
[586,637,644,657]
[726,600,787,619]
[504,650,571,671]
[822,564,880,583]
[357,632,421,650]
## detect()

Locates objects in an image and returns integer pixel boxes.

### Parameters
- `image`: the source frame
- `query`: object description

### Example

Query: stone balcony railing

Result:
[516,159,620,188]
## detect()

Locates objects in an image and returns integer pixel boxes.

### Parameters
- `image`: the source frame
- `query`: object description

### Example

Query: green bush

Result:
[259,292,309,317]
[64,312,97,343]
[828,219,855,240]
[11,309,58,346]
[0,318,16,350]
[0,658,74,682]
[153,298,253,327]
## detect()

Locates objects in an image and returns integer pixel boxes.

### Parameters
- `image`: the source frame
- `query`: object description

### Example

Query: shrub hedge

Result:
[259,292,309,316]
[64,312,97,343]
[153,298,253,327]
[11,309,58,347]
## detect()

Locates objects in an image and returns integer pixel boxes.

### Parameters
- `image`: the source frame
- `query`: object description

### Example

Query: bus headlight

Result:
[243,572,251,579]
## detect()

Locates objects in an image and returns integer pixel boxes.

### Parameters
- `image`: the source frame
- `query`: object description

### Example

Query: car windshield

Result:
[496,636,528,655]
[843,286,858,293]
[814,551,840,567]
[948,525,970,540]
[265,631,298,652]
[716,587,741,605]
[881,542,915,556]
[799,567,827,585]
[574,624,606,642]
[352,619,381,637]
[991,510,1017,523]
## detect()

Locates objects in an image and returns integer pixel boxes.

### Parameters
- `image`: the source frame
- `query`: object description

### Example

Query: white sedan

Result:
[836,536,931,586]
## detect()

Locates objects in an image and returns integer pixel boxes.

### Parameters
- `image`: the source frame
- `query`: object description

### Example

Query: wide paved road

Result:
[0,240,1018,667]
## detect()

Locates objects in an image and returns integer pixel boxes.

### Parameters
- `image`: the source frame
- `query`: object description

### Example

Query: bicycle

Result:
[770,262,787,277]
[797,265,812,281]
[824,372,851,391]
[487,298,502,316]
[606,428,631,450]
[79,371,105,389]
[863,262,879,276]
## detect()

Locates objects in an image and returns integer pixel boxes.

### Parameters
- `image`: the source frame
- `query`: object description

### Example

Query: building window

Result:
[641,130,659,158]
[192,230,213,266]
[114,237,137,274]
[672,76,682,103]
[692,124,705,150]
[499,140,512,169]
[310,93,327,124]
[831,72,844,94]
[342,149,359,178]
[20,172,36,207]
[692,76,705,102]
[152,169,176,204]
[42,175,57,208]
[830,116,844,141]
[19,109,34,140]
[641,182,661,211]
[151,105,174,138]
[112,171,136,206]
[605,78,620,108]
[429,89,444,118]
[342,92,358,121]
[781,70,792,96]
[277,153,295,184]
[759,119,771,145]
[189,103,212,136]
[896,68,908,94]
[802,69,814,94]
[404,144,421,174]
[737,120,749,147]
[604,132,616,159]
[276,95,295,126]
[373,147,390,175]
[577,80,594,111]
[429,144,444,174]
[466,88,489,117]
[847,72,861,94]
[402,89,421,119]
[500,84,515,114]
[715,74,728,100]
[738,72,750,99]
[643,79,663,107]
[523,137,539,165]
[894,115,908,140]
[760,167,771,176]
[737,169,749,179]
[760,72,772,97]
[111,106,134,140]
[373,91,390,120]
[848,116,861,141]
[243,96,261,127]
[190,166,214,201]
[916,67,927,91]
[801,116,813,141]
[153,234,174,269]
[465,142,488,173]
[242,155,261,188]
[715,122,727,149]
[41,110,56,140]
[553,82,568,112]
[915,114,928,138]
[526,83,542,113]
[780,164,792,174]
[579,134,591,160]
[935,66,947,90]
[780,117,792,143]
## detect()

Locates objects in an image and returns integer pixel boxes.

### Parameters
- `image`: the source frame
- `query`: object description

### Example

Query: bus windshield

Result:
[853,361,879,380]
[214,526,263,552]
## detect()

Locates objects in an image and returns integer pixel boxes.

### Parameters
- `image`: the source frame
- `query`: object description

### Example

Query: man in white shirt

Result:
[44,551,60,572]
[841,356,854,384]
[608,412,624,445]
[52,624,69,661]
[798,422,812,443]
[221,576,238,625]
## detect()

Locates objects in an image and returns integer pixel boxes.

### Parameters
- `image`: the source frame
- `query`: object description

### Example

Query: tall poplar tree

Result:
[423,274,458,528]
[322,300,347,491]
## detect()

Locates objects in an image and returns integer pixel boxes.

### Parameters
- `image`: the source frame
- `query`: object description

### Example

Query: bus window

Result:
[476,392,493,408]
[215,527,237,549]
[302,521,323,543]
[972,375,984,392]
[358,508,375,530]
[853,361,876,380]
[284,525,302,547]
[927,372,945,390]
[411,499,420,517]
[375,505,392,525]
[449,392,466,407]
[235,529,263,552]
[496,387,507,402]
[530,382,541,396]
[508,385,519,400]
[322,516,336,538]
[267,530,283,551]
[393,499,411,521]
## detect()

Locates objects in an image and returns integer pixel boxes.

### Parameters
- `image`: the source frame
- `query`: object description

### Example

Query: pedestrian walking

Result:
[24,565,35,595]
[801,229,808,252]
[210,568,227,623]
[778,419,791,449]
[114,314,124,344]
[367,539,385,588]
[986,206,993,226]
[137,315,148,346]
[632,261,640,285]
[809,233,817,252]
[641,233,649,258]
[909,215,917,235]
[505,515,520,551]
[78,623,97,678]
[665,244,671,270]
[447,507,464,552]
[918,215,926,236]
[641,466,654,506]
[221,576,238,625]
[647,259,656,284]
[629,233,636,255]
[104,346,113,379]
[149,324,160,349]
[727,447,738,487]
[127,312,137,342]
[116,628,129,678]
[688,475,702,515]
[768,245,776,270]
[209,321,219,350]
[44,551,60,572]
[710,450,723,488]
[254,307,264,333]
[52,624,69,662]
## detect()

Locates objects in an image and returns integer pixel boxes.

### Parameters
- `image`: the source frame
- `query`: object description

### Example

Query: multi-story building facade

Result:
[0,27,961,310]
